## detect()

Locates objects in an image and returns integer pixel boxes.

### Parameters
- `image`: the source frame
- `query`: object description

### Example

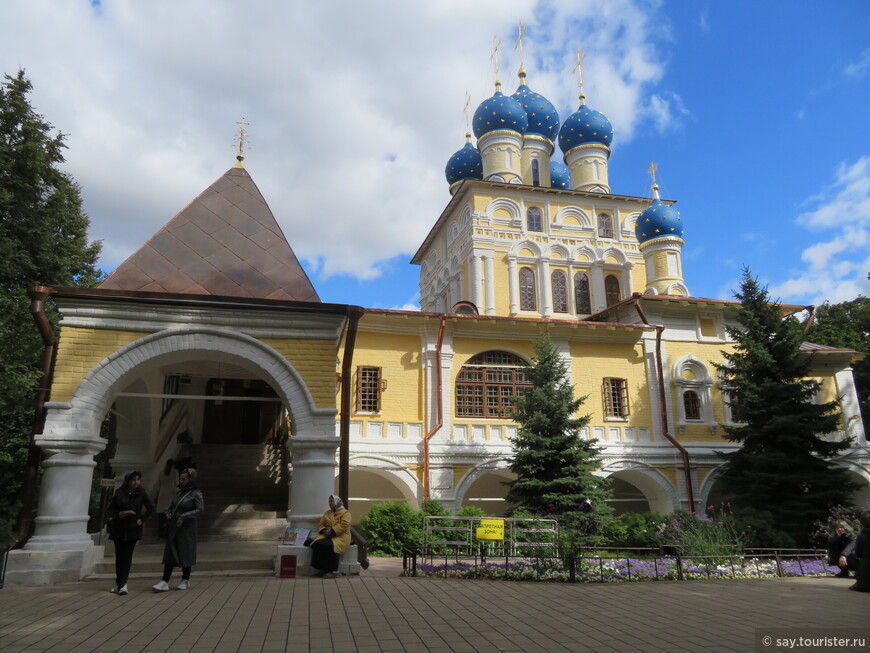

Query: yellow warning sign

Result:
[475,519,505,540]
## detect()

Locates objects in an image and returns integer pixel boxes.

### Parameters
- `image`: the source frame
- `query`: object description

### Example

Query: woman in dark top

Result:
[849,515,870,592]
[106,470,154,595]
[152,468,204,592]
[827,519,856,578]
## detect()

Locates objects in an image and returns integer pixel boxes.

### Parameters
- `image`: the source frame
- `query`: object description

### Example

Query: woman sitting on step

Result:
[310,495,351,578]
[153,468,204,592]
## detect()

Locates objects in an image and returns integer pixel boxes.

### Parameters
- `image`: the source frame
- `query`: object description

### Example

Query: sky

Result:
[2,0,869,310]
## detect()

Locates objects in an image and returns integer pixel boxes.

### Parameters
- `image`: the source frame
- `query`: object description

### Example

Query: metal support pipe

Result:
[423,315,447,498]
[654,325,696,512]
[13,286,57,547]
[338,306,365,508]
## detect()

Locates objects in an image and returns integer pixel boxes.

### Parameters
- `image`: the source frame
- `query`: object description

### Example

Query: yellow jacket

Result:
[313,507,351,554]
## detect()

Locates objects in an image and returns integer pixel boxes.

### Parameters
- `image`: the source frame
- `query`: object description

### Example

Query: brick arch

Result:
[44,327,334,440]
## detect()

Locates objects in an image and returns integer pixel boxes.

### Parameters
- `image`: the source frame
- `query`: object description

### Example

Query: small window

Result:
[527,207,543,232]
[598,213,613,238]
[356,366,383,412]
[683,390,701,421]
[574,272,591,314]
[519,267,537,311]
[603,378,630,419]
[552,271,568,313]
[531,159,541,187]
[605,274,621,307]
[456,351,531,418]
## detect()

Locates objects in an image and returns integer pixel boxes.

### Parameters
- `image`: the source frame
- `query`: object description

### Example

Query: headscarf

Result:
[330,494,344,512]
[124,470,142,492]
[180,467,198,489]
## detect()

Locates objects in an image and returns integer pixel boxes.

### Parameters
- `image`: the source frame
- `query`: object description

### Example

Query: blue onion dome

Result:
[558,97,614,153]
[472,82,528,138]
[511,69,560,140]
[445,133,483,185]
[635,185,684,244]
[550,160,570,189]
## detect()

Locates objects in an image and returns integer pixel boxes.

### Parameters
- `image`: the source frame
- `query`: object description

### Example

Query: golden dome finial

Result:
[234,118,250,167]
[573,49,587,105]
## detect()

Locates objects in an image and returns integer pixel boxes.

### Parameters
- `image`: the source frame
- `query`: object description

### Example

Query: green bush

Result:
[360,502,423,556]
[456,505,488,518]
[611,512,664,549]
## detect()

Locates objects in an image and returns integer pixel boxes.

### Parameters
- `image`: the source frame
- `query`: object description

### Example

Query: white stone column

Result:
[621,262,634,298]
[471,252,483,311]
[508,257,519,316]
[287,435,342,531]
[26,434,104,550]
[484,254,496,316]
[836,369,866,444]
[591,261,606,313]
[540,260,552,317]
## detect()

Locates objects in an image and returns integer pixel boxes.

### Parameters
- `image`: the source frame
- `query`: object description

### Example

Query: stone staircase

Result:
[148,443,289,542]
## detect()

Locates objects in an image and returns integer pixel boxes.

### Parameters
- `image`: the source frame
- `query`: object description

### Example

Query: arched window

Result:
[574,272,591,314]
[527,207,543,232]
[605,274,621,306]
[456,351,531,418]
[519,267,537,311]
[551,271,568,313]
[531,159,541,187]
[683,390,701,421]
[598,213,614,238]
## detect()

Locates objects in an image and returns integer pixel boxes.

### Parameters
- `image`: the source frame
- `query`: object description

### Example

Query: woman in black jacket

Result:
[849,515,870,592]
[106,470,154,595]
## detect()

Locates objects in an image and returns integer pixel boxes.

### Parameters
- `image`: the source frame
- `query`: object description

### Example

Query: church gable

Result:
[99,166,320,302]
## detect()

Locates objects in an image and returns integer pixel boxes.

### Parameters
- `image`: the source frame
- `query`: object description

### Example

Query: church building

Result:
[10,56,868,584]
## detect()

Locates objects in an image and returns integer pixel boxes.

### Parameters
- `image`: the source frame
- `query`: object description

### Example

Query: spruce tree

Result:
[506,334,611,517]
[0,70,103,543]
[716,269,857,545]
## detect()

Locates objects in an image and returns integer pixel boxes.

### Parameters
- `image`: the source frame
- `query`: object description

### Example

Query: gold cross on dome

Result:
[573,50,587,102]
[648,161,659,187]
[515,21,527,70]
[491,35,503,82]
[236,118,250,163]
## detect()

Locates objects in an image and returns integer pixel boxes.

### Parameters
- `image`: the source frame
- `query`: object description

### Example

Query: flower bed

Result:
[409,555,839,583]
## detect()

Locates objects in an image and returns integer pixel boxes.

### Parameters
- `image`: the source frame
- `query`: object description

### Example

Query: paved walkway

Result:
[1,560,868,652]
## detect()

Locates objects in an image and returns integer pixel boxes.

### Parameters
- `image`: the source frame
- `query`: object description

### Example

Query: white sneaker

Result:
[152,580,170,592]
[117,584,128,595]
[176,579,189,590]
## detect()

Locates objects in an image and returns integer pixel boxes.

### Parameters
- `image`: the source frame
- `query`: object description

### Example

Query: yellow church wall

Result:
[666,341,730,442]
[52,327,152,402]
[344,332,424,423]
[491,251,513,315]
[658,466,680,489]
[569,341,651,427]
[259,338,337,409]
[630,264,647,295]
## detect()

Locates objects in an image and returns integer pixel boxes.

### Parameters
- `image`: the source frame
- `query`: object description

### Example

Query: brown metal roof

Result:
[99,165,320,302]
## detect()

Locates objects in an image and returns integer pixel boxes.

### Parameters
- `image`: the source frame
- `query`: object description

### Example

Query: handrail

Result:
[153,404,186,463]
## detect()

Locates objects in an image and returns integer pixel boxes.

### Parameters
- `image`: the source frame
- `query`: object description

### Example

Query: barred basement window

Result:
[356,366,383,412]
[603,377,630,418]
[574,272,591,314]
[683,390,701,421]
[527,206,543,232]
[456,351,531,418]
[552,270,568,313]
[519,267,537,311]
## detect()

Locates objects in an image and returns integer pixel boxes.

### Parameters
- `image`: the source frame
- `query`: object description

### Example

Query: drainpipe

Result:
[13,286,57,547]
[801,305,815,337]
[654,325,696,513]
[422,315,446,499]
[338,306,365,508]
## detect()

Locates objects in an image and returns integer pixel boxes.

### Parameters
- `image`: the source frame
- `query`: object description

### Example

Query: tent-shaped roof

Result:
[99,166,320,302]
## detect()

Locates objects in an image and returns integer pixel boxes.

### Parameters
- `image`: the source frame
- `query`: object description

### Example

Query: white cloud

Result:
[843,47,870,78]
[1,0,674,281]
[770,156,870,304]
